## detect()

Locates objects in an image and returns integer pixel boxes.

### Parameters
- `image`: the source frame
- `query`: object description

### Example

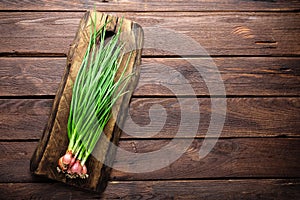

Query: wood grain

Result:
[1,98,299,140]
[0,99,52,140]
[1,12,300,56]
[1,0,300,11]
[1,139,300,182]
[0,58,65,96]
[112,138,300,180]
[1,179,300,200]
[122,97,300,138]
[1,57,299,96]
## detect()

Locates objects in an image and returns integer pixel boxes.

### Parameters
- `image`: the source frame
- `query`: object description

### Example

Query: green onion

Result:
[57,14,132,179]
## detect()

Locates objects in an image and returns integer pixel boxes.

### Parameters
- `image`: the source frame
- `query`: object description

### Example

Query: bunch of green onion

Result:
[57,17,131,179]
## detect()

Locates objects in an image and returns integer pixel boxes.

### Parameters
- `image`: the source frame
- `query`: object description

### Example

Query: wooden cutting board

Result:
[30,11,143,193]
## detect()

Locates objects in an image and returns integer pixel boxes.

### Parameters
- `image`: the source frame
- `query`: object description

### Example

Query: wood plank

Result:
[134,57,300,96]
[0,141,45,183]
[1,57,299,96]
[1,0,300,11]
[122,97,300,138]
[1,139,300,182]
[0,58,65,96]
[1,180,300,199]
[1,12,300,56]
[112,138,300,180]
[0,99,52,140]
[1,98,299,140]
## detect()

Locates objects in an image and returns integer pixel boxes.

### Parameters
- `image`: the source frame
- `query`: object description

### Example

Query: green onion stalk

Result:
[57,16,132,179]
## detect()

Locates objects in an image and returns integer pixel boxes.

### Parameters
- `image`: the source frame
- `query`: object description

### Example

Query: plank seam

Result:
[0,10,299,13]
[1,177,299,184]
[1,95,300,99]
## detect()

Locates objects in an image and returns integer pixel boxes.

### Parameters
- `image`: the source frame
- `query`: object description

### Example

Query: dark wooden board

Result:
[1,0,300,11]
[1,57,299,96]
[136,57,300,96]
[1,139,300,182]
[112,138,300,180]
[1,179,300,200]
[121,97,300,139]
[0,58,65,96]
[0,99,52,140]
[1,98,299,140]
[29,11,143,193]
[1,12,300,56]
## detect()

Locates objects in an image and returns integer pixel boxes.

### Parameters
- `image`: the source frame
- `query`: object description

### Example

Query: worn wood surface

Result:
[1,179,299,200]
[29,11,143,193]
[1,98,299,140]
[1,0,300,199]
[1,57,300,96]
[1,138,300,183]
[1,0,300,11]
[1,12,300,56]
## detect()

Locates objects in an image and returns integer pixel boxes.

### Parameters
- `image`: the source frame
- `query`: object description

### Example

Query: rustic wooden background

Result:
[0,0,300,199]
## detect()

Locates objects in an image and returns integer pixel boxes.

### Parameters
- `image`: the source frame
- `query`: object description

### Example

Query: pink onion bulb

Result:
[70,160,83,174]
[62,151,72,165]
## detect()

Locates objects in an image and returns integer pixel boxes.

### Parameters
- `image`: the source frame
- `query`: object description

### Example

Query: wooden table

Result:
[1,1,300,199]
